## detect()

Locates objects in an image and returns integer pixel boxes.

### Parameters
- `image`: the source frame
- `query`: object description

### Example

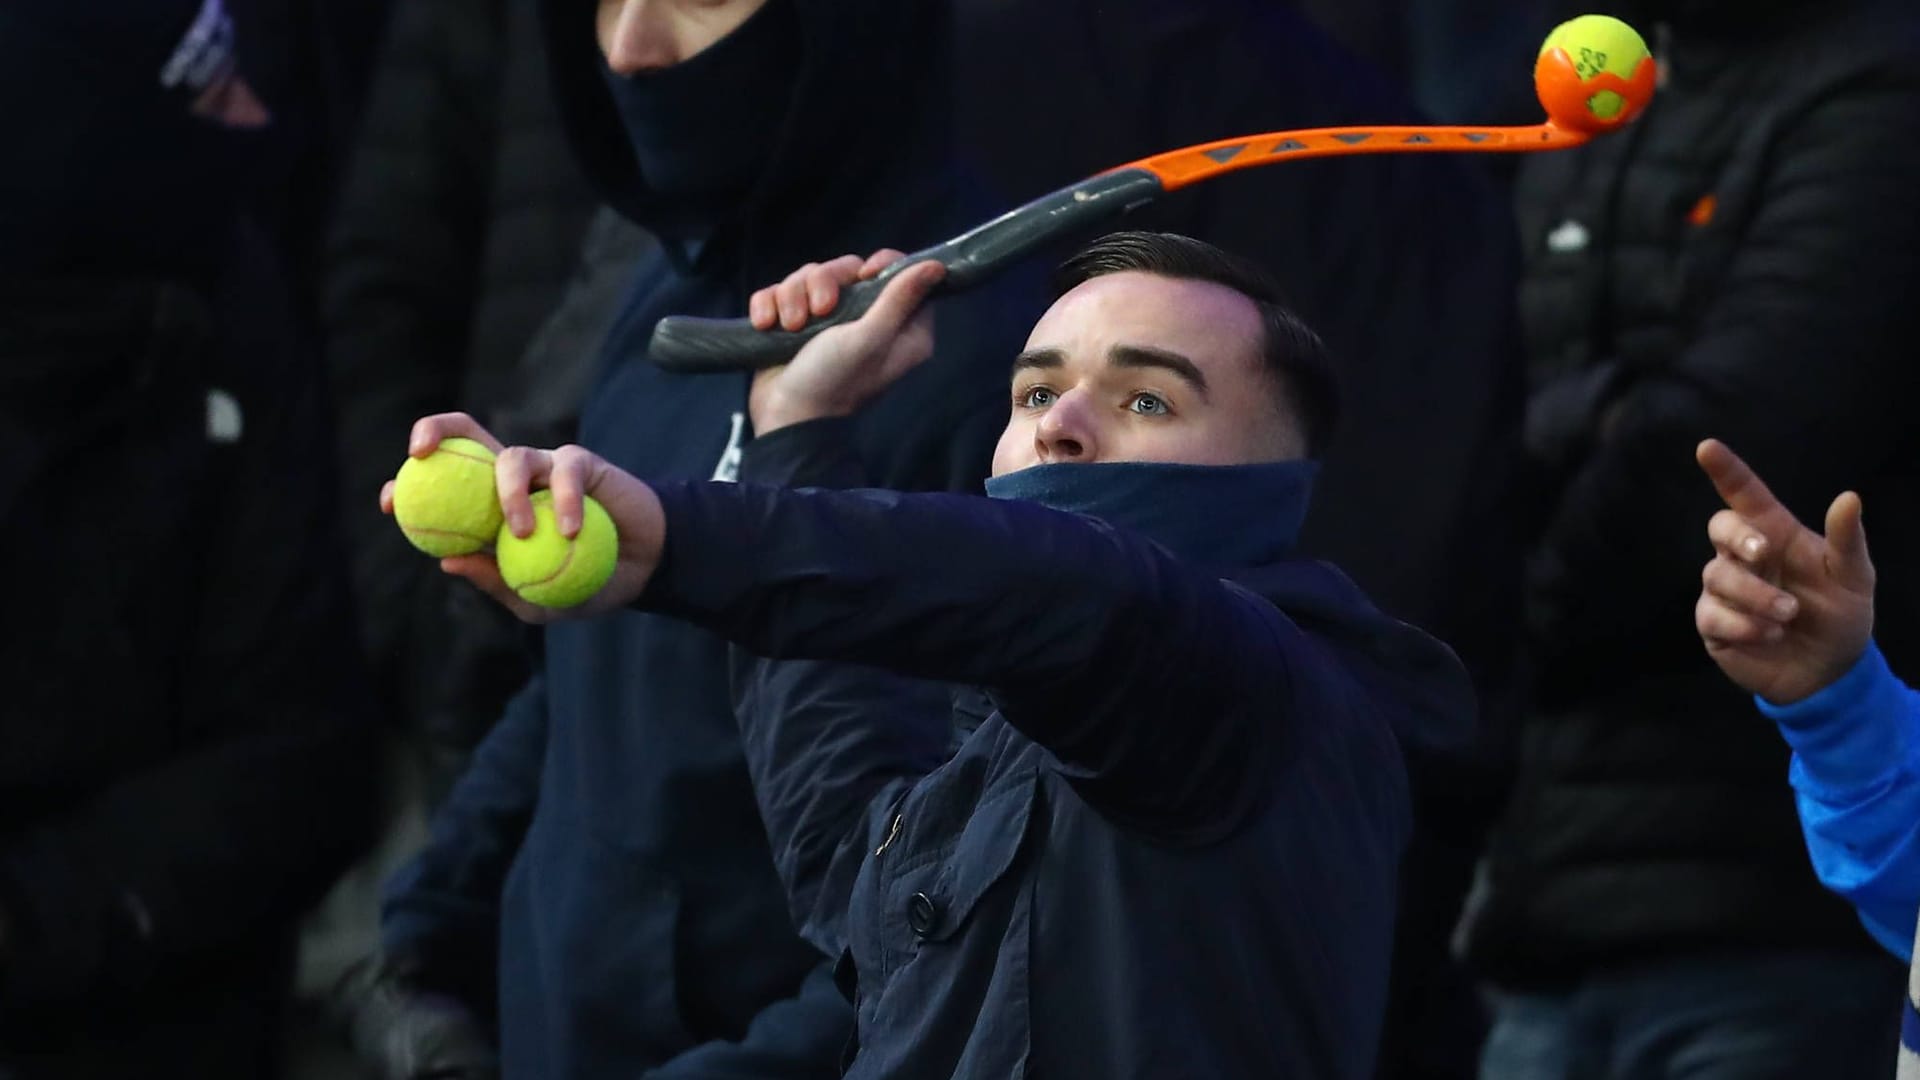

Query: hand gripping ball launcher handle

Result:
[648,15,1658,373]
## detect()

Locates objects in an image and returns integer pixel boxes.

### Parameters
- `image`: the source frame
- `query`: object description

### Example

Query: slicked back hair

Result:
[1052,231,1339,458]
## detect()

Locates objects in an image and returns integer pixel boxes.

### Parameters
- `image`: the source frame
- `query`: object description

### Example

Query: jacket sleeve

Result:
[1526,79,1920,689]
[640,480,1313,836]
[1759,641,1920,962]
[380,671,547,1004]
[322,0,501,710]
[0,357,377,1005]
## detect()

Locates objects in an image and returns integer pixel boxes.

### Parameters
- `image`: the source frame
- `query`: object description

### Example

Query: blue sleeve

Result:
[639,481,1303,836]
[1759,640,1920,961]
[381,669,547,998]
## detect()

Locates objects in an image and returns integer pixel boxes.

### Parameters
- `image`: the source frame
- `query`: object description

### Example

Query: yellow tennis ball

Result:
[392,437,504,557]
[495,491,618,608]
[1538,14,1652,123]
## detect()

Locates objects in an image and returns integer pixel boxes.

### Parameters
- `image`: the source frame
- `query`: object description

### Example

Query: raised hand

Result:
[1694,439,1875,705]
[746,249,947,434]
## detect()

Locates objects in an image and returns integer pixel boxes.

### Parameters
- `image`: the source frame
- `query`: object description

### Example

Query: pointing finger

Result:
[1697,439,1799,544]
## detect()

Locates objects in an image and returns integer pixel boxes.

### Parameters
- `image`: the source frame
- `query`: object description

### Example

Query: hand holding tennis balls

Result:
[381,413,665,622]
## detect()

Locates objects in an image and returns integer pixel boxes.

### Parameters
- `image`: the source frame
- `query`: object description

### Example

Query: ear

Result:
[1259,367,1311,463]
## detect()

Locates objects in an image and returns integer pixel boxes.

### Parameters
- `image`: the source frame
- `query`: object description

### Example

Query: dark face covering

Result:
[598,0,802,240]
[985,460,1319,571]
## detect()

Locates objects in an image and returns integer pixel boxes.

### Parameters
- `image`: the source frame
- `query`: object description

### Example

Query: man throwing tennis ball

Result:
[396,232,1473,1077]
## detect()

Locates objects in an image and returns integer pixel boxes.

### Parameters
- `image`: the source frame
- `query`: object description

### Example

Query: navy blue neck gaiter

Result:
[984,460,1318,571]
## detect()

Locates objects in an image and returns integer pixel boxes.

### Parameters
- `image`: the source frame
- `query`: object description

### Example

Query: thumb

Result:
[1824,491,1874,592]
[852,261,947,342]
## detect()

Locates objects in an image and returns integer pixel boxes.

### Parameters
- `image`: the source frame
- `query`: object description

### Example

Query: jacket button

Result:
[907,892,940,937]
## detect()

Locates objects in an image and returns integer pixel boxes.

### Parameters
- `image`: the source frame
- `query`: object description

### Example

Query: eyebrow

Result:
[1011,348,1064,376]
[1009,345,1210,399]
[1109,345,1209,397]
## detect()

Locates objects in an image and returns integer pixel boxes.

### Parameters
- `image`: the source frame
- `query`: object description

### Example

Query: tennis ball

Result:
[1535,15,1654,132]
[392,437,504,557]
[495,490,618,608]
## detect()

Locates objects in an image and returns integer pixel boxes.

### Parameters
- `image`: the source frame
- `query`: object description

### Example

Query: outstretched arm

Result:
[411,415,1306,836]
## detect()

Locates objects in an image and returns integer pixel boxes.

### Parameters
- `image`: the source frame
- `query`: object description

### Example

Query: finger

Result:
[859,248,909,279]
[410,412,504,456]
[547,445,598,538]
[808,255,865,316]
[441,555,553,625]
[749,287,777,330]
[849,260,947,343]
[379,479,396,515]
[1824,491,1874,592]
[1707,508,1773,566]
[1696,439,1799,540]
[1696,592,1787,646]
[1702,555,1798,622]
[776,264,818,331]
[494,446,555,538]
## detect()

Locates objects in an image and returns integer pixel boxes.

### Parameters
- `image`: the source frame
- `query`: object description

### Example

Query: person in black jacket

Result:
[401,230,1476,1079]
[1458,0,1920,1074]
[0,2,376,1076]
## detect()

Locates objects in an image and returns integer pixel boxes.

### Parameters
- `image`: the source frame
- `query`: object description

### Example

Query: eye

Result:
[1018,386,1058,408]
[1128,392,1170,416]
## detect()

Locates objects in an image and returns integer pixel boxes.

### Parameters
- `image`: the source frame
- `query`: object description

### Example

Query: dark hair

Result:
[1052,231,1339,457]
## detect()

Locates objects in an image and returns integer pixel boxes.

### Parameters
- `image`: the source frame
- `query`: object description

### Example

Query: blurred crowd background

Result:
[2,0,1916,1076]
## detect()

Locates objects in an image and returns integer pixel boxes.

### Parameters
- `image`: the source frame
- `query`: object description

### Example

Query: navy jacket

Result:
[378,0,1034,1074]
[642,429,1475,1078]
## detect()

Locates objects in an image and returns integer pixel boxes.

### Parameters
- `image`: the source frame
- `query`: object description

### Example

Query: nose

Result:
[1034,390,1095,464]
[602,0,681,75]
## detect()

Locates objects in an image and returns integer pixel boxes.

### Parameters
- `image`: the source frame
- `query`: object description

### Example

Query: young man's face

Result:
[990,272,1301,477]
[596,0,769,74]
